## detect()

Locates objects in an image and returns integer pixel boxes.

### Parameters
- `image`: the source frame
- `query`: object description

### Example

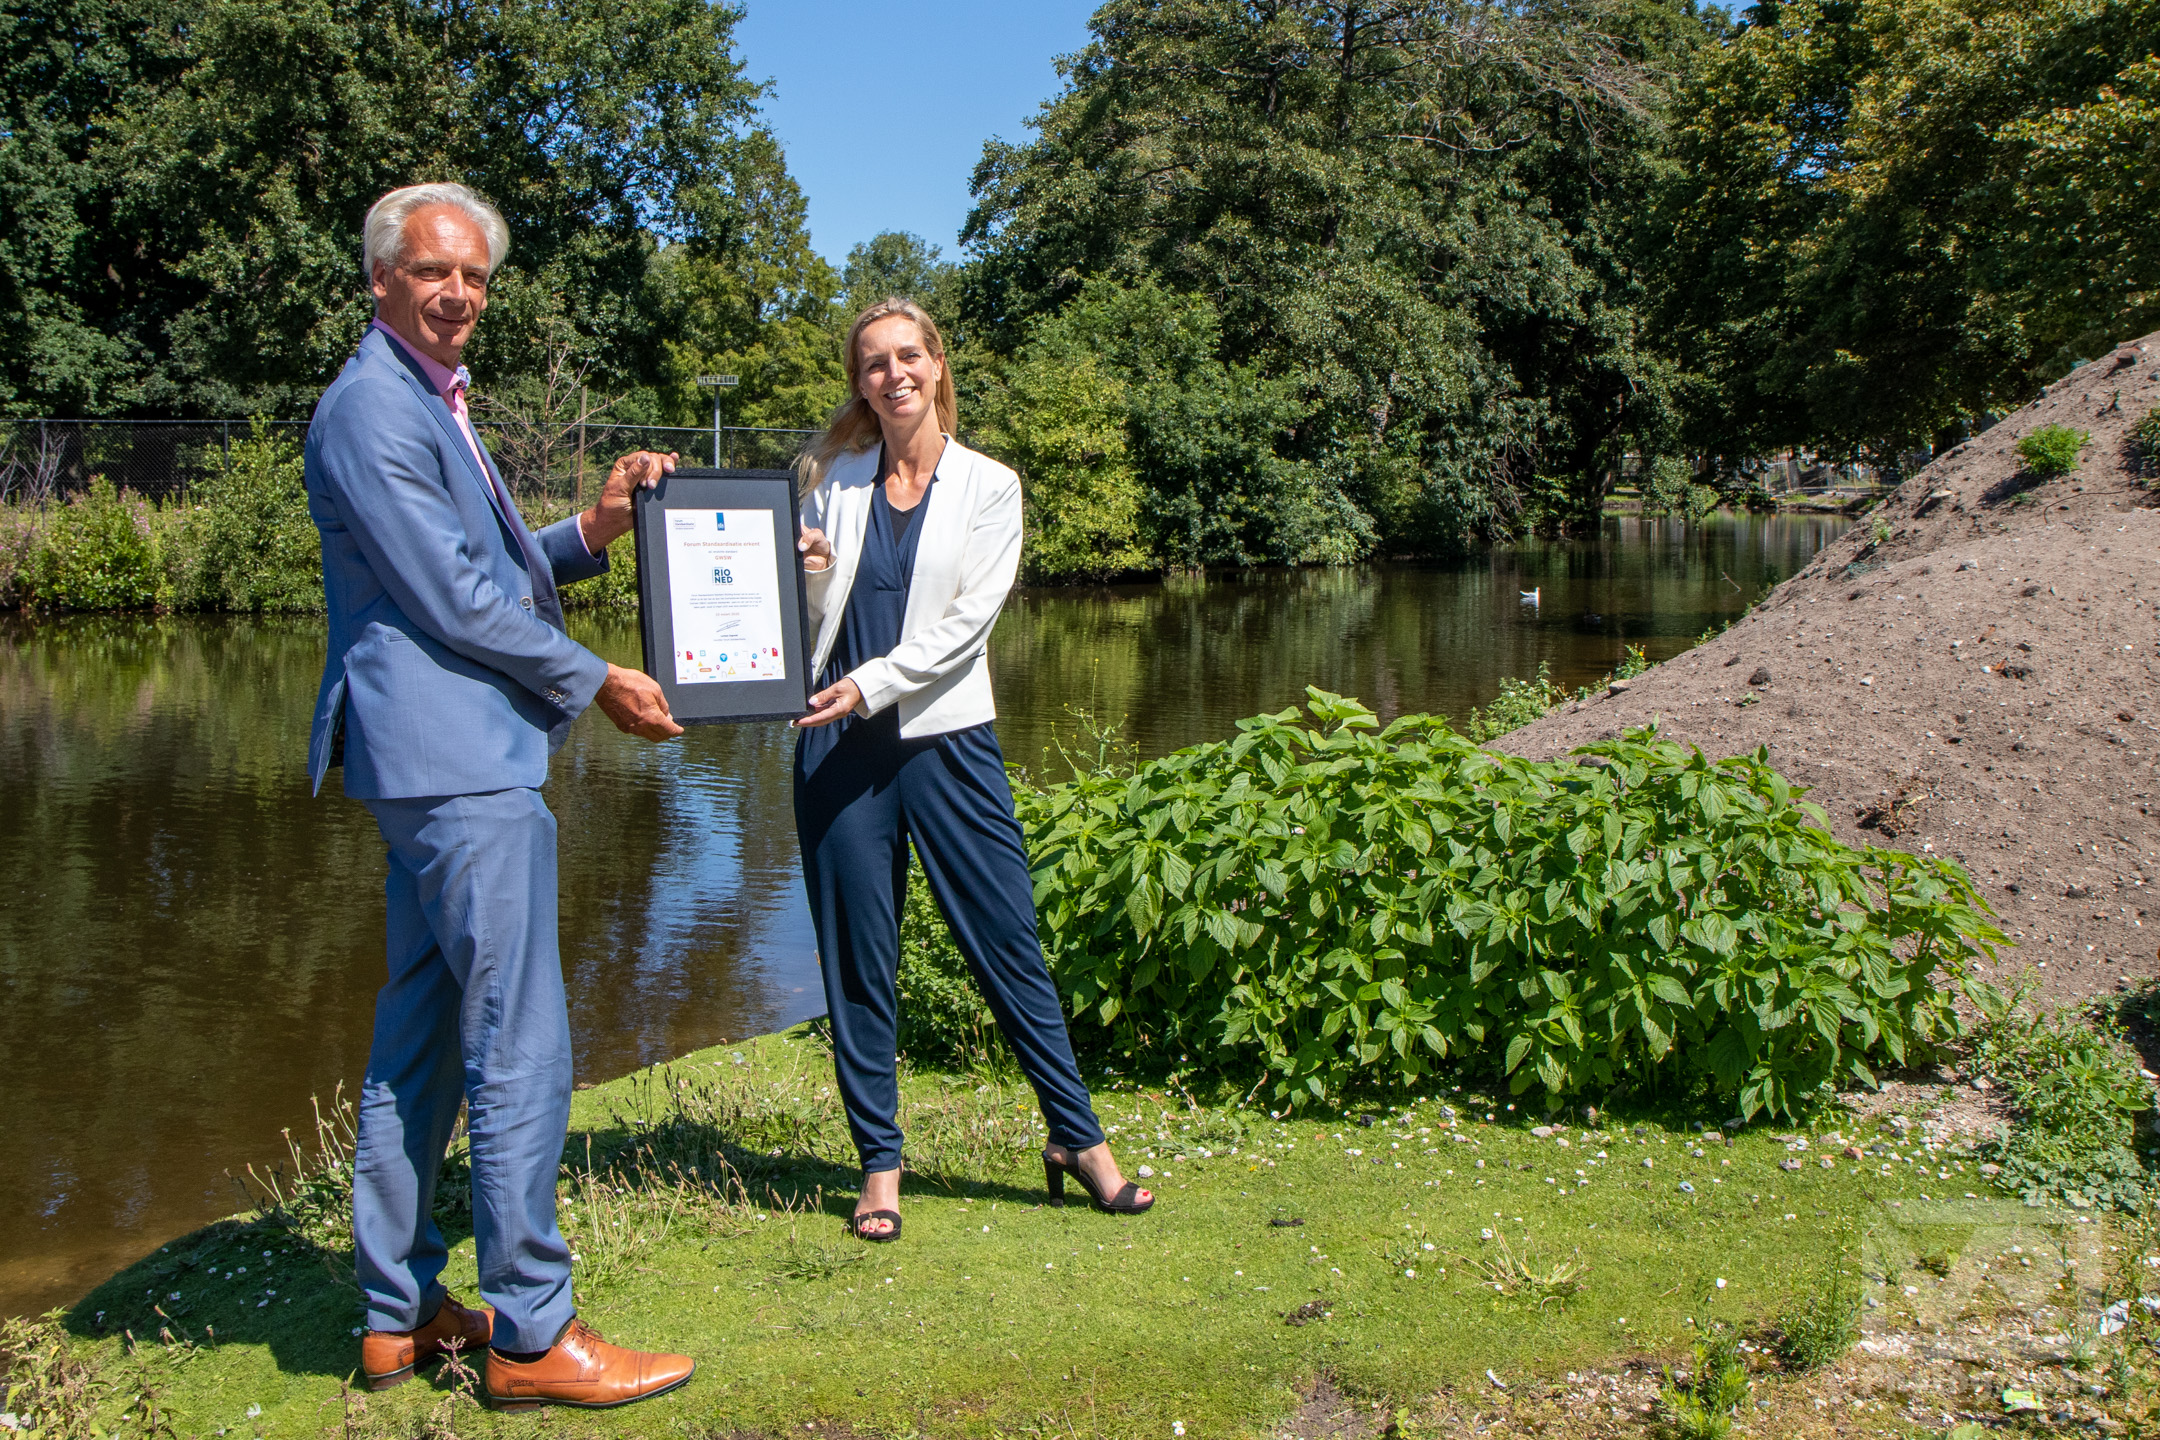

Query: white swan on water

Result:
[1520,587,1540,604]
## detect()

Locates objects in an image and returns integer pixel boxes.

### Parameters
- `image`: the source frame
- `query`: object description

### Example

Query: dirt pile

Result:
[1506,332,2160,1009]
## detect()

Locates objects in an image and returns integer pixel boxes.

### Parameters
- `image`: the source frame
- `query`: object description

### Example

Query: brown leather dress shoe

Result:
[360,1293,494,1391]
[483,1318,695,1411]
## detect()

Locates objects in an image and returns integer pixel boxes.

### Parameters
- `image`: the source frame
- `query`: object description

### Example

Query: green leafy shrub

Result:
[0,506,35,608]
[28,478,165,611]
[1023,689,1997,1115]
[1969,980,2155,1210]
[1465,664,1567,741]
[2133,408,2160,477]
[174,422,320,612]
[2017,424,2089,477]
[520,497,641,610]
[971,348,1153,583]
[561,533,639,610]
[1639,457,1692,519]
[1613,644,1651,681]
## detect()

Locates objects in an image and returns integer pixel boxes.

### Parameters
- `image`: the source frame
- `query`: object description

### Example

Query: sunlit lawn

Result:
[75,1029,1939,1438]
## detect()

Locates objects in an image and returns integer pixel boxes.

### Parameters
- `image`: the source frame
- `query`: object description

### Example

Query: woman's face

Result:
[855,316,942,428]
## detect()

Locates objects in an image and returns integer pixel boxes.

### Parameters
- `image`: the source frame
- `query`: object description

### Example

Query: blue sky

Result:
[733,1,1099,267]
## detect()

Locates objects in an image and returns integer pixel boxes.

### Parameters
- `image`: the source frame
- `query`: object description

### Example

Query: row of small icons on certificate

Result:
[682,646,780,678]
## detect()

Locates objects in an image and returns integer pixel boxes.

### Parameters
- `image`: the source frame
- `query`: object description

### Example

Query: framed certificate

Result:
[632,469,810,724]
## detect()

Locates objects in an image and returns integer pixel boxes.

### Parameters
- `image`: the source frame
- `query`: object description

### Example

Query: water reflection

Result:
[0,513,1840,1316]
[992,516,1847,767]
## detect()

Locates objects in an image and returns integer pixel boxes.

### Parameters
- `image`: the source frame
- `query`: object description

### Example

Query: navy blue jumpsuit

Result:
[793,479,1105,1174]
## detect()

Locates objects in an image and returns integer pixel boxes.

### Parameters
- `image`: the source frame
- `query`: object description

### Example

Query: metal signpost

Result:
[696,375,739,466]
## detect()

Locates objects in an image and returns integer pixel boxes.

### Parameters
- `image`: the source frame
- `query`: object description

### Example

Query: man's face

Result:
[370,205,492,368]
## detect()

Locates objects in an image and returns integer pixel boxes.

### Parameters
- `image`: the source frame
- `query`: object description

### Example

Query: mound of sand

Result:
[1504,333,2160,1009]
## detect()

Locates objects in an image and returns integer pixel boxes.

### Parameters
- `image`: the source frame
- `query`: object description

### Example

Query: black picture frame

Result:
[632,469,810,724]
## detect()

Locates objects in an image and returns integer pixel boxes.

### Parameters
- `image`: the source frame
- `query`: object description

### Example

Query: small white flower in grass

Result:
[246,1404,262,1419]
[1715,1278,1726,1289]
[1173,1424,1186,1437]
[350,1326,364,1337]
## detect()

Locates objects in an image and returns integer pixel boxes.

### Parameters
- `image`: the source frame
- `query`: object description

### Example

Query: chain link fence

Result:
[0,419,814,506]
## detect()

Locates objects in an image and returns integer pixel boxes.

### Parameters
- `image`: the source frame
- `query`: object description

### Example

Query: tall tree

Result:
[0,0,817,418]
[1651,0,2160,459]
[653,130,846,432]
[963,0,1704,561]
[0,0,187,414]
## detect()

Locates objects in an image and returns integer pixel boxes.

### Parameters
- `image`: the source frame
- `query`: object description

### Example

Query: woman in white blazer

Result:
[793,298,1152,1240]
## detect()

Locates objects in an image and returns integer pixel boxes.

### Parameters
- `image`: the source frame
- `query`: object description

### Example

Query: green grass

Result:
[58,1029,1951,1438]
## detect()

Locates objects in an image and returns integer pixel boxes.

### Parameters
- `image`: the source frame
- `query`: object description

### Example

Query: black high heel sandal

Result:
[1043,1147,1155,1214]
[851,1209,902,1242]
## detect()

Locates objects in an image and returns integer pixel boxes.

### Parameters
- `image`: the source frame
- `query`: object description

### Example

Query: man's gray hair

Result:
[361,183,510,283]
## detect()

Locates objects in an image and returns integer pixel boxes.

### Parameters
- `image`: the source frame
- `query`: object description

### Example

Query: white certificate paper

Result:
[664,509,788,685]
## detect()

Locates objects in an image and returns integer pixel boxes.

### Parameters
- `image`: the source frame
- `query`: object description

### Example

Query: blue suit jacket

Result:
[304,326,611,799]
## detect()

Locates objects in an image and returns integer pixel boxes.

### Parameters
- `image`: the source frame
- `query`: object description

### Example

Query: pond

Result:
[0,514,1843,1316]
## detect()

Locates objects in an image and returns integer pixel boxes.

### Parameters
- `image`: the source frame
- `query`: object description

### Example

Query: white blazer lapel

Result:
[902,441,968,634]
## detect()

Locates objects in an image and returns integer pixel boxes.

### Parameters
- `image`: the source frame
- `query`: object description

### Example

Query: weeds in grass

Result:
[558,1136,695,1293]
[1461,1232,1585,1307]
[775,1213,868,1283]
[1378,1225,1436,1274]
[1657,1311,1749,1440]
[1775,1250,1861,1370]
[237,1084,358,1246]
[1968,976,2156,1210]
[2,1311,173,1438]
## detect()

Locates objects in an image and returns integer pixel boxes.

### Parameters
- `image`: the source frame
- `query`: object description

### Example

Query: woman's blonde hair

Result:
[796,297,957,493]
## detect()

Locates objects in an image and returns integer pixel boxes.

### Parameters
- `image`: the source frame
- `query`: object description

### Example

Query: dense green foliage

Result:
[1,429,323,610]
[2016,424,2090,478]
[961,0,1698,569]
[168,424,320,612]
[951,0,2160,577]
[24,477,164,610]
[982,690,1996,1117]
[0,434,675,612]
[8,0,2152,577]
[0,0,837,427]
[1653,0,2160,460]
[1969,980,2156,1211]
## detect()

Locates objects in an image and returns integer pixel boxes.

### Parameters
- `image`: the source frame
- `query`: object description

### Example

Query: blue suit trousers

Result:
[353,788,576,1354]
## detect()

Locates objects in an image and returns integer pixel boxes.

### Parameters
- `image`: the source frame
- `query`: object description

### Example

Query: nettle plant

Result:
[1021,690,2001,1118]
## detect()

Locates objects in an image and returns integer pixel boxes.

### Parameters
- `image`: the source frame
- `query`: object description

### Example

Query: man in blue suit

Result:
[306,181,693,1412]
